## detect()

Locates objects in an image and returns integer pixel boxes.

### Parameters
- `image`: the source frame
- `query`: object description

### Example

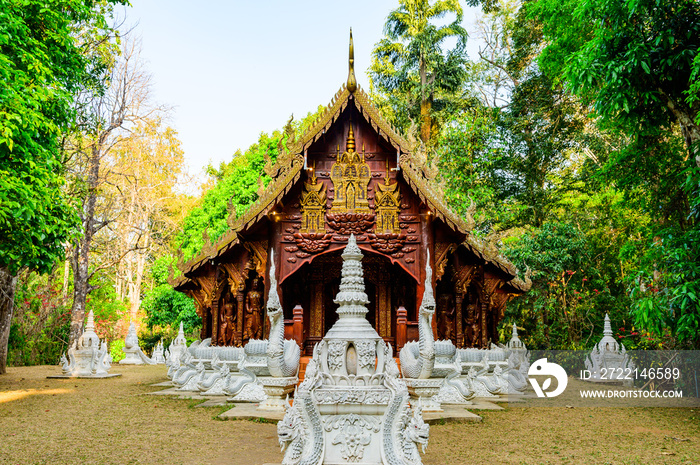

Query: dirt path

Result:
[1,365,698,464]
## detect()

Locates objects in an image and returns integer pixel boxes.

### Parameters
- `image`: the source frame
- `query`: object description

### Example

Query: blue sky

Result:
[126,1,481,176]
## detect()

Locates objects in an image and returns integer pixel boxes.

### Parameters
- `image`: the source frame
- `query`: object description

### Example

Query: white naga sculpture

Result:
[585,313,634,382]
[399,252,455,411]
[120,322,155,365]
[247,249,301,409]
[151,340,166,364]
[277,235,429,465]
[165,250,300,406]
[60,310,115,378]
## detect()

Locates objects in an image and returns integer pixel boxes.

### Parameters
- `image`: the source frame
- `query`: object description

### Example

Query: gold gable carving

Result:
[329,124,371,215]
[299,174,327,234]
[374,170,401,235]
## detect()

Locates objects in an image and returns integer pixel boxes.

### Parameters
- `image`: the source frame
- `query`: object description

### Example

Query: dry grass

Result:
[1,365,698,464]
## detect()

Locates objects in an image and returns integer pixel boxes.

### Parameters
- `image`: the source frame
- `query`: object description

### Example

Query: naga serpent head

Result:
[406,403,430,453]
[277,404,302,451]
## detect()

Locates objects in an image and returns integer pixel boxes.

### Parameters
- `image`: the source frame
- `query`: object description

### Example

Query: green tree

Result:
[529,0,700,166]
[0,0,125,374]
[370,0,469,146]
[526,0,700,346]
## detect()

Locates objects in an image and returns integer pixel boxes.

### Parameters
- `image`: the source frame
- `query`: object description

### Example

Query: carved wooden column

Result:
[211,295,220,346]
[455,291,464,349]
[396,306,407,352]
[235,291,245,346]
[293,304,304,350]
[480,302,489,347]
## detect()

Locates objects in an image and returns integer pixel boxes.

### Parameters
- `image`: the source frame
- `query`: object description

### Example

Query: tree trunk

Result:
[0,266,17,374]
[62,254,70,300]
[419,54,431,146]
[69,144,100,348]
[659,88,700,167]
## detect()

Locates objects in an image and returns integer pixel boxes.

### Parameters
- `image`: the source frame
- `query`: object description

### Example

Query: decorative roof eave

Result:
[173,154,305,285]
[457,234,531,293]
[399,157,473,235]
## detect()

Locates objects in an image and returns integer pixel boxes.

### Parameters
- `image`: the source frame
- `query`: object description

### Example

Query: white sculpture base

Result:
[257,376,297,411]
[48,373,121,379]
[120,348,146,365]
[404,378,444,412]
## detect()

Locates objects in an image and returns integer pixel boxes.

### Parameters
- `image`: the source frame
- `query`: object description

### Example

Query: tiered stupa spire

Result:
[325,234,380,340]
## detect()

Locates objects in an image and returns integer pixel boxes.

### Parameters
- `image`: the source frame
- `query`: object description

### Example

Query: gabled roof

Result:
[173,35,531,294]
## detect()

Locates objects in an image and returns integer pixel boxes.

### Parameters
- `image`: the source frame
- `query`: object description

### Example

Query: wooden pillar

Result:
[455,292,463,349]
[480,302,489,348]
[396,306,407,352]
[201,308,210,340]
[293,304,304,349]
[235,292,245,346]
[211,300,219,346]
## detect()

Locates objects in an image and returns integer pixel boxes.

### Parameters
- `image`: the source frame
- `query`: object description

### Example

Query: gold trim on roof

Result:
[173,79,527,292]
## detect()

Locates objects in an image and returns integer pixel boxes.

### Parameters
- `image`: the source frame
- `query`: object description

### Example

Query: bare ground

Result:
[1,365,698,465]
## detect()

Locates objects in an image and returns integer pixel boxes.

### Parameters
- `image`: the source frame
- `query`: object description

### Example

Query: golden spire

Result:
[347,124,356,152]
[347,28,357,93]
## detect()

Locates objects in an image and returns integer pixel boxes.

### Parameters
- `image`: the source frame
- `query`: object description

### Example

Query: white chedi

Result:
[151,340,166,364]
[277,235,429,465]
[165,321,188,365]
[120,322,155,365]
[584,313,634,382]
[60,310,114,377]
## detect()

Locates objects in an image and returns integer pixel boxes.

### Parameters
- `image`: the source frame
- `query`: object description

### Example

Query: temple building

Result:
[172,32,530,355]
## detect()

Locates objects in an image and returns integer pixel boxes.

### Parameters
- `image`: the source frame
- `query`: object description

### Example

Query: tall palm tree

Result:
[370,0,468,147]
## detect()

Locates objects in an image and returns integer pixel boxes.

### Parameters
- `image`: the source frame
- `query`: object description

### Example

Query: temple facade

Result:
[172,34,530,355]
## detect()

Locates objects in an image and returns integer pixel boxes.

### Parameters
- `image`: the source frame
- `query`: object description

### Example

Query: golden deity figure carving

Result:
[299,168,327,234]
[374,160,401,234]
[329,124,371,214]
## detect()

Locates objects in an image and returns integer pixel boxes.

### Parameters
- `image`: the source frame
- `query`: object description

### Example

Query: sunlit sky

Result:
[125,1,482,177]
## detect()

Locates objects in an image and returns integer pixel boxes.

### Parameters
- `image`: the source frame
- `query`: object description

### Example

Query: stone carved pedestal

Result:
[404,378,444,412]
[258,376,298,411]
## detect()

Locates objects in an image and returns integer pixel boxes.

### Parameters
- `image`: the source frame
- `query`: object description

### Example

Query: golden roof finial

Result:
[347,123,356,153]
[347,28,357,93]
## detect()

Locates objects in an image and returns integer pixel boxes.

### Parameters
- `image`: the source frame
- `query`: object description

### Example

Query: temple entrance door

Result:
[281,248,417,354]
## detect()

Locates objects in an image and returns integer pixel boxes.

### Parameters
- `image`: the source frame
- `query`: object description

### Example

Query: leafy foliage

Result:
[0,0,126,273]
[8,273,71,365]
[370,0,469,145]
[528,0,700,161]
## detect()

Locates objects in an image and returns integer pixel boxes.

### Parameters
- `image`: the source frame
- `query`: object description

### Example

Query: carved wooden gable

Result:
[277,103,425,284]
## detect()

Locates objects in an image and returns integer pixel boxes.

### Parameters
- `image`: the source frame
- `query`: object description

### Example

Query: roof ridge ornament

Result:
[347,28,357,93]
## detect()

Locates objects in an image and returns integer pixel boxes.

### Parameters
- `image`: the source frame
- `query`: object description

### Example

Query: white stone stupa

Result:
[151,340,166,364]
[584,313,634,383]
[277,235,429,465]
[53,310,119,379]
[165,322,188,365]
[120,322,155,365]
